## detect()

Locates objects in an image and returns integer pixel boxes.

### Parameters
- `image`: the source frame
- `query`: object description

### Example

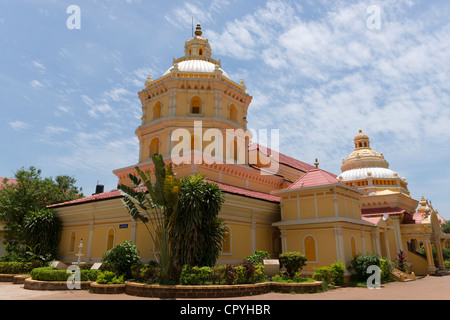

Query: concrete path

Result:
[0,275,449,300]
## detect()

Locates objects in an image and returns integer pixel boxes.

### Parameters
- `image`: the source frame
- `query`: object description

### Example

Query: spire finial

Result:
[314,158,319,169]
[195,23,202,36]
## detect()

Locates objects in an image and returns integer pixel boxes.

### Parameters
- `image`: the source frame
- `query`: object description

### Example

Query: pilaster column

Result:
[334,226,345,266]
[423,237,436,273]
[86,222,94,263]
[251,212,256,254]
[391,215,404,254]
[280,229,287,253]
[130,220,137,245]
[433,238,445,269]
[372,228,381,256]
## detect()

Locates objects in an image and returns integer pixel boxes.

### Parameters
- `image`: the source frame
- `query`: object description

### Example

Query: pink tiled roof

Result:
[361,216,382,225]
[287,168,339,189]
[48,190,122,208]
[0,177,17,189]
[49,178,281,209]
[249,143,316,173]
[204,179,280,203]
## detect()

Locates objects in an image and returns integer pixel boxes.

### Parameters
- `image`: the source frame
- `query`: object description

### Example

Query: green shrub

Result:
[96,271,124,284]
[0,261,43,274]
[131,264,161,284]
[244,250,270,265]
[279,252,308,278]
[101,241,141,279]
[272,272,313,283]
[380,258,395,282]
[348,254,380,282]
[30,267,99,282]
[313,266,332,285]
[444,261,450,270]
[330,262,345,286]
[179,265,211,285]
[249,264,266,284]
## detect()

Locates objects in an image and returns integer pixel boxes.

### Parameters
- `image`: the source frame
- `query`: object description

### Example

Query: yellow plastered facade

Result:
[47,25,448,276]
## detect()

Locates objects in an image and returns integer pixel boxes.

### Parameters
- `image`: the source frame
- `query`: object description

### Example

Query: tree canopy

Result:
[0,166,84,258]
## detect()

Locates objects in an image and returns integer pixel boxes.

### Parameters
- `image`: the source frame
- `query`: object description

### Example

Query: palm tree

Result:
[117,155,180,282]
[170,174,227,267]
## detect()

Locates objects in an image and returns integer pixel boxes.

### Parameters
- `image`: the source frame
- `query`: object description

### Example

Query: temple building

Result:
[15,25,448,276]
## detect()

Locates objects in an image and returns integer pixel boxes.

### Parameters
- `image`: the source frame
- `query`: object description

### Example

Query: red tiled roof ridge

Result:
[287,167,339,189]
[203,178,280,203]
[48,189,122,208]
[49,178,281,209]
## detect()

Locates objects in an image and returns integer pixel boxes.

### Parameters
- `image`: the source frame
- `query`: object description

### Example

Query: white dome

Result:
[338,167,398,181]
[163,60,231,79]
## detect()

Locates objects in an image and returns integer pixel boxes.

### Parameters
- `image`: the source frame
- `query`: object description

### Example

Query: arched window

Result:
[232,140,238,162]
[304,235,317,262]
[199,48,203,56]
[68,230,77,253]
[149,137,160,157]
[221,226,231,255]
[153,101,162,120]
[106,228,115,252]
[229,104,238,122]
[189,96,202,115]
[351,236,357,258]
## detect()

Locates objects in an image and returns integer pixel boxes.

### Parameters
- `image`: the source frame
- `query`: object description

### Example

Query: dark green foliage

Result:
[0,167,82,259]
[279,252,308,278]
[117,155,181,282]
[244,250,270,265]
[23,208,62,259]
[170,174,226,267]
[177,263,265,285]
[0,261,43,274]
[442,221,450,234]
[348,254,380,282]
[100,241,141,279]
[131,264,161,284]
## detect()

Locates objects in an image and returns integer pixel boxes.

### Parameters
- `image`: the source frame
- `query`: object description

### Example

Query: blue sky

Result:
[1,0,449,219]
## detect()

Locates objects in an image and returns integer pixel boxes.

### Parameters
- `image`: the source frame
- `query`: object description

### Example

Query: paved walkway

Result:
[0,275,449,300]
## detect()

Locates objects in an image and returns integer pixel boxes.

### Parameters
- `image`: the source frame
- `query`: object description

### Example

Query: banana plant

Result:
[117,154,180,282]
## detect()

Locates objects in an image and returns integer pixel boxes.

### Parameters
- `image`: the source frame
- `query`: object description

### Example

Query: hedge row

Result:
[30,267,99,282]
[0,261,44,275]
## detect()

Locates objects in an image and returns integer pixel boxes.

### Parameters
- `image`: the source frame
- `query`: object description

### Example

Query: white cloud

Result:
[32,61,46,72]
[9,121,29,131]
[30,80,45,88]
